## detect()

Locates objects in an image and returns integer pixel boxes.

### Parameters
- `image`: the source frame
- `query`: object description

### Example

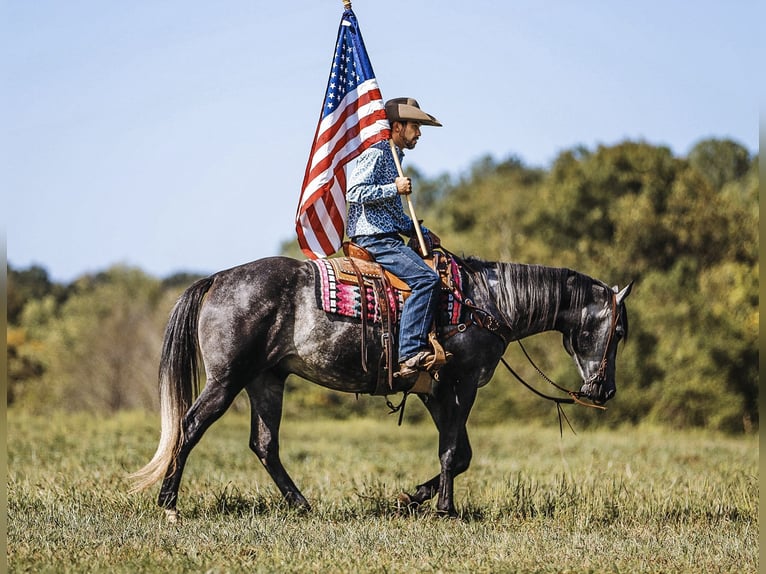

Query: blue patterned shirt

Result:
[346,140,428,238]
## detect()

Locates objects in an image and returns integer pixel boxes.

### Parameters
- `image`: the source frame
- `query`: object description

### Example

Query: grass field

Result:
[7,406,758,573]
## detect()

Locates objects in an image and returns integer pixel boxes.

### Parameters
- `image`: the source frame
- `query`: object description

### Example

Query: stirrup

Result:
[426,332,450,370]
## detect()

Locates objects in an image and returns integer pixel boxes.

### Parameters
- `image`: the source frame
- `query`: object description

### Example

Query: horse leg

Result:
[245,372,311,511]
[404,426,473,516]
[404,380,477,517]
[406,427,473,510]
[433,422,474,516]
[157,378,241,520]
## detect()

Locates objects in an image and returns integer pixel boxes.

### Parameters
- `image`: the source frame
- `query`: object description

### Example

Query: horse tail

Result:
[128,275,215,493]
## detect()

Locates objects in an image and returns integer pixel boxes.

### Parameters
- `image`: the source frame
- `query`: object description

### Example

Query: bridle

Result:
[571,288,620,390]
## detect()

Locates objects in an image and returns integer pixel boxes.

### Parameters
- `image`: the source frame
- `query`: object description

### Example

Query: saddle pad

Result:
[311,258,464,325]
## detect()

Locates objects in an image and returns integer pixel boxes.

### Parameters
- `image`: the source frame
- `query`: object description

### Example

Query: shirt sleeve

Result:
[347,148,399,205]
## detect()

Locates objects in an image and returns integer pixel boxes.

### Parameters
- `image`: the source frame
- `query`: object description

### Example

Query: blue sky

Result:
[3,1,760,282]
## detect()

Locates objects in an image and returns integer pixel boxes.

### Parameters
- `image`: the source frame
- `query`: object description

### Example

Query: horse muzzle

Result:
[580,379,616,405]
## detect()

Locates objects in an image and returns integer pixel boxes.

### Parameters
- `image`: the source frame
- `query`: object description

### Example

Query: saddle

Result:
[329,242,453,395]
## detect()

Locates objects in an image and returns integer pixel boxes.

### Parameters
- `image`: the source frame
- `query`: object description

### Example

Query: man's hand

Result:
[395,176,412,195]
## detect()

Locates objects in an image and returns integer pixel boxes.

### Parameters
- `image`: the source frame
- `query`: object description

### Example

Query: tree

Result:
[688,138,752,190]
[7,264,68,324]
[13,266,168,412]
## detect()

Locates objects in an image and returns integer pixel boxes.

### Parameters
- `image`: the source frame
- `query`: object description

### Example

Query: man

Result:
[346,97,443,381]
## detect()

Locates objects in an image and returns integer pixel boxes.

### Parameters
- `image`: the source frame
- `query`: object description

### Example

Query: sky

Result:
[3,1,761,283]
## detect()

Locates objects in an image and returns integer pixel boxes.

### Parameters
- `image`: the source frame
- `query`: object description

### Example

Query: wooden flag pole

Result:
[389,138,429,257]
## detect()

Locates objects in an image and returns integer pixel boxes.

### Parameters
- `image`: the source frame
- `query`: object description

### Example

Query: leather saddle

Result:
[327,242,452,396]
[333,241,454,293]
[331,243,410,293]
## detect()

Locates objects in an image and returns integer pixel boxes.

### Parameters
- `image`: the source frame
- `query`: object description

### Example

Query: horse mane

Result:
[463,257,593,332]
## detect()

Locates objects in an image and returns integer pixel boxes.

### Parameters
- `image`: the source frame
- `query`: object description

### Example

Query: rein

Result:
[499,354,578,436]
[510,340,606,412]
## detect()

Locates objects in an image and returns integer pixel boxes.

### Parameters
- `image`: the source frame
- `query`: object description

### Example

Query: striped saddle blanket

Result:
[311,256,464,326]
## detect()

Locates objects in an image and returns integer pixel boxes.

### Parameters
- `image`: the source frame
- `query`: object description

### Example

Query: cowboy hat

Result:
[385,97,442,127]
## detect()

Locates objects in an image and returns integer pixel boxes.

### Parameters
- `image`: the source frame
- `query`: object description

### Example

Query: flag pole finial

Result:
[343,0,352,10]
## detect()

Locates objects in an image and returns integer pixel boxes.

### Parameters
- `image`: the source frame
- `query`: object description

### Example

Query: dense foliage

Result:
[7,138,758,432]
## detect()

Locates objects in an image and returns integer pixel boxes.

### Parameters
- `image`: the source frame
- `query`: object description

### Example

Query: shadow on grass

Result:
[182,482,309,519]
[203,481,509,523]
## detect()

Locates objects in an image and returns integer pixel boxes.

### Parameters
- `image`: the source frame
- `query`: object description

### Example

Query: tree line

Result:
[7,138,758,433]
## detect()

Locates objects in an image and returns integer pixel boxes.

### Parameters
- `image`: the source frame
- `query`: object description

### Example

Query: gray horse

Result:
[130,255,632,521]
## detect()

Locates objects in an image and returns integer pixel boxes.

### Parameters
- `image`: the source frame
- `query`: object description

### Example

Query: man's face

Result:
[395,121,422,149]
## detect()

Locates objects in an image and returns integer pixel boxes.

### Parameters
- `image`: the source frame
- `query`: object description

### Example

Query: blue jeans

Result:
[352,234,440,362]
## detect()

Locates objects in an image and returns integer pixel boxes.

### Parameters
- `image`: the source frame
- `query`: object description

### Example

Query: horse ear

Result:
[615,281,634,304]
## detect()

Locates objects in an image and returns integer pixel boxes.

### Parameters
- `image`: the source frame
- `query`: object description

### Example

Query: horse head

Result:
[563,281,633,405]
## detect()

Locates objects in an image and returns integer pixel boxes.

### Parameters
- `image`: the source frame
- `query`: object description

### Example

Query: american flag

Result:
[296,8,390,259]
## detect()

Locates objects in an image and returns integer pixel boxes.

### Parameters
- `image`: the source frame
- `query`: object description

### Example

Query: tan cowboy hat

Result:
[385,97,442,127]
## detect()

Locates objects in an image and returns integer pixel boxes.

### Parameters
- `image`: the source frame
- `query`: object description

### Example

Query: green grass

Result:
[8,407,758,573]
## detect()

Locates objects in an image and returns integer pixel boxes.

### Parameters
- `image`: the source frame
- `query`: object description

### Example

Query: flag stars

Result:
[321,24,372,114]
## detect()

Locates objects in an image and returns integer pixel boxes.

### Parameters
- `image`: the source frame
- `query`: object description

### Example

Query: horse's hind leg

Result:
[157,379,241,519]
[245,372,311,511]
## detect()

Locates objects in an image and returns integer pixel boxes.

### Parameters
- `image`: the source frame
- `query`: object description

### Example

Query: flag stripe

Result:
[298,97,387,247]
[301,82,387,206]
[311,85,386,169]
[310,82,383,168]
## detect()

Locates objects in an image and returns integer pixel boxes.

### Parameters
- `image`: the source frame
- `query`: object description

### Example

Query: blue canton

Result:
[346,141,429,237]
[322,12,375,119]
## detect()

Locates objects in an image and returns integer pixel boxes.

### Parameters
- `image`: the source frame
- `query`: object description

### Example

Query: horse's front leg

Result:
[404,380,476,516]
[434,420,475,516]
[404,426,472,508]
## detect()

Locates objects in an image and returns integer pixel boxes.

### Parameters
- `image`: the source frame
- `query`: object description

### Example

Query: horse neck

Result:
[468,261,587,340]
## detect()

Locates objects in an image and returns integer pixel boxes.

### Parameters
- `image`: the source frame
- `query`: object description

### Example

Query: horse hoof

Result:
[435,509,459,519]
[165,508,180,523]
